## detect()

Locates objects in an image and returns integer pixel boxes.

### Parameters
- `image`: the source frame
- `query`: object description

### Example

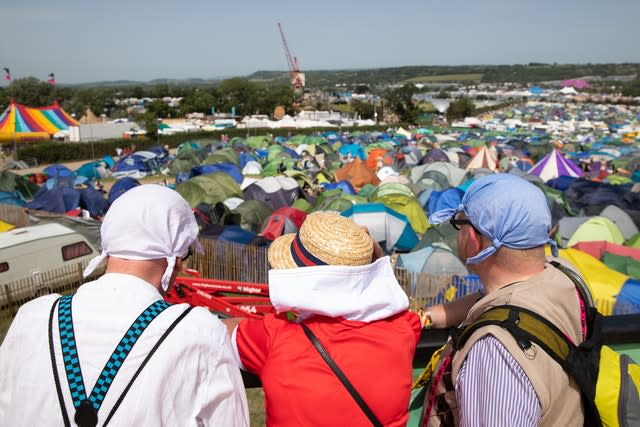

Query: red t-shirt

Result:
[236,311,422,426]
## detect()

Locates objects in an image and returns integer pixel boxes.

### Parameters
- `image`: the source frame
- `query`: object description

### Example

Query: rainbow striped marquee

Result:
[0,101,79,142]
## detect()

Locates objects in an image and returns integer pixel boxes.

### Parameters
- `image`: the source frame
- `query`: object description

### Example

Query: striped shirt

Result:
[456,335,541,427]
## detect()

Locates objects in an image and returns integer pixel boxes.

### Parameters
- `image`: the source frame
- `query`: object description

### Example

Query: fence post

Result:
[4,285,16,316]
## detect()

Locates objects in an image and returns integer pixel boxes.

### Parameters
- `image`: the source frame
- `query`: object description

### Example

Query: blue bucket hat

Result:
[429,173,558,264]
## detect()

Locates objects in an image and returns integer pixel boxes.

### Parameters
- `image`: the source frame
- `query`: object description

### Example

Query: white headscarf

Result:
[83,184,202,291]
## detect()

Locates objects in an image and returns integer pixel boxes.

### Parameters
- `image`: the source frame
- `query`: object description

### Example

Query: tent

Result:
[242,176,300,211]
[0,101,79,142]
[261,207,307,240]
[465,146,497,171]
[600,205,639,241]
[341,203,419,252]
[396,245,469,295]
[335,158,380,190]
[567,216,625,248]
[554,247,640,315]
[230,200,273,233]
[528,149,582,182]
[107,177,140,205]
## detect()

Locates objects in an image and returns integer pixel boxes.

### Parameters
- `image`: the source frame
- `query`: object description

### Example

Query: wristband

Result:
[417,308,433,329]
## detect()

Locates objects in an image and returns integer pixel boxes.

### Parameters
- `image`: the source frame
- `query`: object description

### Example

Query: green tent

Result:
[567,216,625,247]
[602,252,640,280]
[371,182,416,200]
[246,135,271,149]
[627,233,640,248]
[232,200,273,233]
[204,148,239,166]
[168,150,206,175]
[0,171,39,200]
[376,193,429,234]
[176,173,242,208]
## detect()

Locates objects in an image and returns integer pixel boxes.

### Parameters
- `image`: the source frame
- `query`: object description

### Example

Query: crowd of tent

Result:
[1,102,640,315]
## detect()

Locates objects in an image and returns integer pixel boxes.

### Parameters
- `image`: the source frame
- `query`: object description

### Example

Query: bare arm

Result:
[427,291,483,328]
[221,317,243,335]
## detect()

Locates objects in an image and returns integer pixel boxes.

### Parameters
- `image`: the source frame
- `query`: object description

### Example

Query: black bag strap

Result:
[49,297,72,427]
[301,323,383,427]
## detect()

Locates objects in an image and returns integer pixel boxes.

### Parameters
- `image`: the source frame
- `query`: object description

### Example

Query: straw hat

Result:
[268,211,373,269]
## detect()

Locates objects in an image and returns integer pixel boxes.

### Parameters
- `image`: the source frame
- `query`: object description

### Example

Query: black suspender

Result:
[49,295,194,427]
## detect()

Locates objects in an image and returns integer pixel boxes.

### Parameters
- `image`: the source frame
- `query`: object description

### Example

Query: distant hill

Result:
[68,63,640,89]
[249,63,640,88]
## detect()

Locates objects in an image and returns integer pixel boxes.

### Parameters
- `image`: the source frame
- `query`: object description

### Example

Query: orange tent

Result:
[335,158,380,190]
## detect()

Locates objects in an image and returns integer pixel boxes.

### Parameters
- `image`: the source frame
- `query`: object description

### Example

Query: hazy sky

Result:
[1,0,639,85]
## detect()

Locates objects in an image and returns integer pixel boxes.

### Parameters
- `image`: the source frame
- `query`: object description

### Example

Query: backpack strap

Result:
[53,295,177,427]
[455,304,602,427]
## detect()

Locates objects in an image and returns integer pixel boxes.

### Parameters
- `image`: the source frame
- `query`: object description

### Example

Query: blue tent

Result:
[75,162,103,180]
[43,164,74,177]
[80,187,109,218]
[341,203,418,252]
[615,279,640,314]
[321,180,357,195]
[0,191,26,206]
[108,177,140,205]
[339,143,366,160]
[192,163,243,184]
[115,154,155,174]
[26,187,81,214]
[217,225,258,244]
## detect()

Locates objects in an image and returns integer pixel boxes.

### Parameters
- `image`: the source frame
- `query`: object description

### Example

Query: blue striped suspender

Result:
[56,295,170,426]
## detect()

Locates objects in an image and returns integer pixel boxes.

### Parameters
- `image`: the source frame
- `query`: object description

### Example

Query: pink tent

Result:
[573,241,640,262]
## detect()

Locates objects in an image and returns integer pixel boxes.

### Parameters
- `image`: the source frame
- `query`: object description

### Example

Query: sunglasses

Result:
[181,247,192,262]
[450,218,475,231]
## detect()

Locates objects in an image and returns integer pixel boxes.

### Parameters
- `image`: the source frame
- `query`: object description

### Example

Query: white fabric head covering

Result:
[83,184,202,291]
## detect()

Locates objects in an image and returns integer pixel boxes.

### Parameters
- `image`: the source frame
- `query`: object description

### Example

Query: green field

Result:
[404,73,484,83]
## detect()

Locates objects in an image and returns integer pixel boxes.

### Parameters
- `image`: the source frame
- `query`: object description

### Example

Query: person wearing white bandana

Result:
[0,184,249,426]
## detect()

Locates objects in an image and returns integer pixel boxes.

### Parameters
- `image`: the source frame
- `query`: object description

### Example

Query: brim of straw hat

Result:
[267,212,373,270]
[268,233,298,270]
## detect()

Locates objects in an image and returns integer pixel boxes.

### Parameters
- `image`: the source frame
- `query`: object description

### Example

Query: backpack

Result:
[455,261,640,427]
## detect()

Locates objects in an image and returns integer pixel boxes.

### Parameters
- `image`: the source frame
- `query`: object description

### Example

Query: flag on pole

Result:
[3,68,10,81]
[47,73,56,84]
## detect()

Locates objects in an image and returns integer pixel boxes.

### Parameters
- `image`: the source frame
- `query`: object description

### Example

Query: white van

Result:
[0,223,99,305]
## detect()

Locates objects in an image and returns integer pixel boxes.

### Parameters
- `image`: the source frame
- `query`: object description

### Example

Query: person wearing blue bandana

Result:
[422,173,587,427]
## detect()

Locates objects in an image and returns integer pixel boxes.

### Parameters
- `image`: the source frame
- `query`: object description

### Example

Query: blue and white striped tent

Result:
[341,203,418,252]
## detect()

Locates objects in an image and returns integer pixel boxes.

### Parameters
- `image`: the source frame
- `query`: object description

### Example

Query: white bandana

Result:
[83,184,202,291]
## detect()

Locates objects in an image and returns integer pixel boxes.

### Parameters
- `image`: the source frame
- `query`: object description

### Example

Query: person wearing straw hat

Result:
[420,173,586,426]
[227,211,422,426]
[0,185,249,426]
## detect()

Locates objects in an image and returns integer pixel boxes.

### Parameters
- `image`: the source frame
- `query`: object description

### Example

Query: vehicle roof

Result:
[0,223,80,249]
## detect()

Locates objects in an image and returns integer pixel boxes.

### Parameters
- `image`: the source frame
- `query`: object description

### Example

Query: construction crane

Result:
[277,22,305,93]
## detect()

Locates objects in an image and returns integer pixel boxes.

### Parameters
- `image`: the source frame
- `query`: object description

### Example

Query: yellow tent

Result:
[548,247,628,315]
[0,220,15,232]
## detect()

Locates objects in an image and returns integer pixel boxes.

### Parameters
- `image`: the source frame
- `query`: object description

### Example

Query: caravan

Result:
[0,223,99,304]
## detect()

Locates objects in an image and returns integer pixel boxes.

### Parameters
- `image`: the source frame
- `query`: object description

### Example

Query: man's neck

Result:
[104,257,166,293]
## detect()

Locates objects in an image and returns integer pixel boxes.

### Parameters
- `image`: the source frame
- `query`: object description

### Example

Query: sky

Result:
[1,0,639,85]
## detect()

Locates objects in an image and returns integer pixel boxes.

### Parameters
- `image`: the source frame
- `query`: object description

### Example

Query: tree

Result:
[217,78,259,116]
[179,90,217,115]
[350,99,375,120]
[0,77,56,109]
[446,97,476,120]
[384,84,420,124]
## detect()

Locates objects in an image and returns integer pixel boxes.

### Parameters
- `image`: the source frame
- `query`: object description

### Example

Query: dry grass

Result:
[246,388,266,426]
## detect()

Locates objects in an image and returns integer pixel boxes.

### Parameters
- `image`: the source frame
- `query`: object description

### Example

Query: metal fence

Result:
[3,237,639,341]
[0,260,105,340]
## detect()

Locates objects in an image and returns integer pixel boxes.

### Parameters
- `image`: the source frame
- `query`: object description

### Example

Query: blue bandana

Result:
[429,173,558,264]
